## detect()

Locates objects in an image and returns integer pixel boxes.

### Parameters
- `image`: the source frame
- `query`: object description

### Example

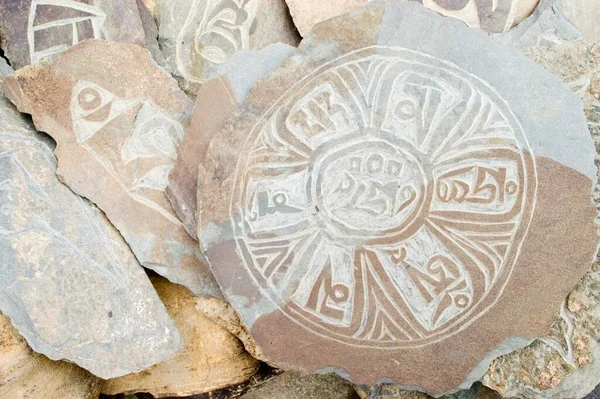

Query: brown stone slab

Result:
[285,0,540,37]
[0,0,161,70]
[3,39,221,298]
[196,2,598,394]
[155,0,300,95]
[101,276,259,398]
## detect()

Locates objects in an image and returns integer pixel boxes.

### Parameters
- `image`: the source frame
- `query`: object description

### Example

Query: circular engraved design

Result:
[231,46,537,348]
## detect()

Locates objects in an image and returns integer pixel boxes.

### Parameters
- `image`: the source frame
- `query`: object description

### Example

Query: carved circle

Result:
[231,47,536,348]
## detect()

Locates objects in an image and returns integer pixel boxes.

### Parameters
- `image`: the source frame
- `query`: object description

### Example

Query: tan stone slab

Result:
[167,44,295,239]
[285,0,540,36]
[155,0,300,95]
[0,312,102,399]
[101,276,259,398]
[0,0,162,70]
[196,2,597,394]
[3,39,221,298]
[480,42,600,399]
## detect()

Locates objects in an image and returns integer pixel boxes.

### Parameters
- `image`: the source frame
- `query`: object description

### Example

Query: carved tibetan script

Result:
[231,47,537,347]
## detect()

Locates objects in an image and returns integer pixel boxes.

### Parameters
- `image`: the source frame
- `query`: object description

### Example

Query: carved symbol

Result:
[28,0,106,64]
[233,47,536,348]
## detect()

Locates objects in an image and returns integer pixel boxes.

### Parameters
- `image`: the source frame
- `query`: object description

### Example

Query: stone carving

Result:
[196,2,597,394]
[101,276,259,397]
[167,44,295,239]
[284,0,540,37]
[0,312,102,399]
[0,0,159,69]
[3,40,221,298]
[157,0,299,95]
[0,68,183,378]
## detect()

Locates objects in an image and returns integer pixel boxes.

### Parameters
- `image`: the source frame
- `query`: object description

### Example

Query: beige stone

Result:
[155,0,300,95]
[285,0,540,37]
[3,39,221,298]
[557,0,600,42]
[0,313,102,399]
[480,42,600,399]
[196,1,597,394]
[101,276,259,398]
[239,372,360,399]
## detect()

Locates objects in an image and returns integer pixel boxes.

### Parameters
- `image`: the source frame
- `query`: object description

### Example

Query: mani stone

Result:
[101,276,259,398]
[0,312,102,399]
[196,1,598,394]
[0,0,160,70]
[155,0,300,95]
[0,59,182,379]
[167,44,295,239]
[479,42,600,399]
[285,0,540,37]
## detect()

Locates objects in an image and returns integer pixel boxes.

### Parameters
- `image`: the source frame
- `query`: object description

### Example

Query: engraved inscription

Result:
[232,47,537,348]
[27,0,106,64]
[176,0,260,84]
[70,80,184,224]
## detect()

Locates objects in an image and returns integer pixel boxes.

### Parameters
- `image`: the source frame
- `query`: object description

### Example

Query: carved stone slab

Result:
[0,66,183,379]
[101,276,259,397]
[285,0,540,37]
[0,0,160,70]
[0,312,102,399]
[156,0,300,95]
[3,39,221,298]
[196,1,598,394]
[167,44,295,239]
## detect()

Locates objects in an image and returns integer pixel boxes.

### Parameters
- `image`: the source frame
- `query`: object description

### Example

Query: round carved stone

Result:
[197,2,597,395]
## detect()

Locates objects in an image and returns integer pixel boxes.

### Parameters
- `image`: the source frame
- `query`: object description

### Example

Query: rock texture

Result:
[0,312,103,399]
[480,42,600,399]
[196,1,597,394]
[557,0,600,42]
[3,39,221,298]
[239,372,360,399]
[101,276,259,398]
[0,53,182,379]
[167,44,295,239]
[285,0,540,37]
[155,0,300,95]
[0,0,160,69]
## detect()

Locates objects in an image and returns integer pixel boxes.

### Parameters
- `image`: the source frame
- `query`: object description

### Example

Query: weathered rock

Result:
[3,39,221,298]
[0,312,103,399]
[556,0,600,42]
[0,0,161,69]
[101,276,259,398]
[167,44,295,239]
[285,0,540,37]
[155,0,300,95]
[196,1,597,394]
[480,42,600,399]
[363,382,502,399]
[0,55,182,379]
[239,372,360,399]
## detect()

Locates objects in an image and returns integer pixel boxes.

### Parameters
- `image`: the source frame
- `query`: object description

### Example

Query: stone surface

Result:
[285,0,540,37]
[0,312,103,399]
[155,0,300,95]
[167,44,295,239]
[239,372,360,399]
[196,1,597,395]
[101,276,259,398]
[0,57,182,379]
[3,39,221,298]
[0,0,161,70]
[479,42,600,399]
[557,0,600,42]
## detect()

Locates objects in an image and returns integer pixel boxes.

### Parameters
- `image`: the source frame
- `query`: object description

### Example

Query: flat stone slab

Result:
[0,63,182,379]
[156,0,300,95]
[285,0,540,37]
[3,39,221,298]
[196,1,598,394]
[167,44,295,239]
[0,0,160,69]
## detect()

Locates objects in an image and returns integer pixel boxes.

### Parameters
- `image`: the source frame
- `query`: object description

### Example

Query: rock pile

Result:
[0,1,599,398]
